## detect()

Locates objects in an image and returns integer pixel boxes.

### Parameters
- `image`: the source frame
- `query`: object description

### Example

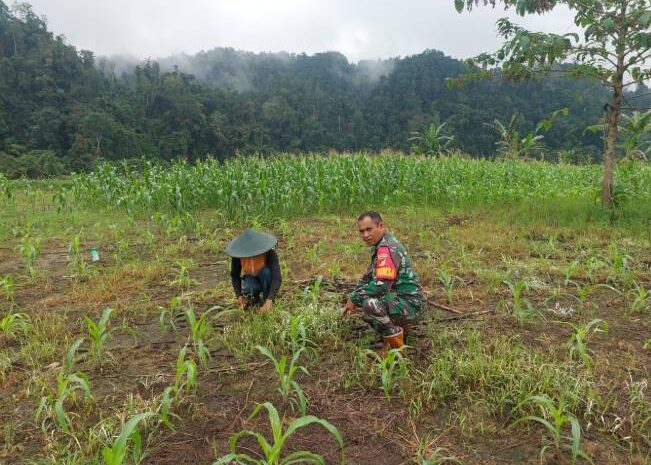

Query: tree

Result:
[455,0,651,207]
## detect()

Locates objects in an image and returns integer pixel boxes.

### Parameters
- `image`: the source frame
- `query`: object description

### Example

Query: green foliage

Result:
[408,122,455,156]
[84,308,115,360]
[36,371,93,433]
[101,412,154,465]
[256,345,309,415]
[503,279,536,323]
[512,395,591,464]
[564,319,608,371]
[371,347,409,399]
[213,402,344,465]
[183,306,214,369]
[0,312,30,339]
[68,156,651,219]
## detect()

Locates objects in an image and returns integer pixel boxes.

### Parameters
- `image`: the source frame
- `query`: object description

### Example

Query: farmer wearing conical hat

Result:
[343,211,424,354]
[226,229,282,313]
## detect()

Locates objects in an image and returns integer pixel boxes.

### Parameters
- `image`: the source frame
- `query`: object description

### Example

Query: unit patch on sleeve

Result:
[375,246,397,280]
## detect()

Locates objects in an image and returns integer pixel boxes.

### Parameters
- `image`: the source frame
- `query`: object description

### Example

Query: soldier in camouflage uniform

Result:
[343,211,424,352]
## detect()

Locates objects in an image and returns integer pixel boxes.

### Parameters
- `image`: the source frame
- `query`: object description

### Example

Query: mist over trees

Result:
[1,0,648,177]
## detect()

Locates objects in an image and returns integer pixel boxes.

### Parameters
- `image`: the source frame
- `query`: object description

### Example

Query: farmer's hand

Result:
[237,295,246,309]
[260,299,273,314]
[343,299,357,316]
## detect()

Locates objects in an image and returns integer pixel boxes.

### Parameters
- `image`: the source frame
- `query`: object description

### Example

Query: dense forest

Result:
[1,1,649,177]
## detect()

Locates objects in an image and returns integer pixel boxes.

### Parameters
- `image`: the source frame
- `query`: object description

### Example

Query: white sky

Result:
[24,0,576,62]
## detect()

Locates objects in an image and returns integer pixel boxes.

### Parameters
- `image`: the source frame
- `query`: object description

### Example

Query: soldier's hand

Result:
[237,295,246,309]
[343,299,357,316]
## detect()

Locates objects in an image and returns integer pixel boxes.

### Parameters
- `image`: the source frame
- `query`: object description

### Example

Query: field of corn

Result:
[0,153,649,465]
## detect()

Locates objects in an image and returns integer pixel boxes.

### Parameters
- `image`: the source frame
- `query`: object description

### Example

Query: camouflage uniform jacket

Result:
[349,233,424,309]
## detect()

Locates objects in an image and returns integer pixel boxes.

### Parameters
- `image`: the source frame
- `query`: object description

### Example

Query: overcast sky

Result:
[25,0,576,62]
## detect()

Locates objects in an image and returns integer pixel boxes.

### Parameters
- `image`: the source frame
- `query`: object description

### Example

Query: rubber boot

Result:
[375,327,404,357]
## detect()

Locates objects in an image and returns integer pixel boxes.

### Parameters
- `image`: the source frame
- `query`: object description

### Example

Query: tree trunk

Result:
[603,88,622,207]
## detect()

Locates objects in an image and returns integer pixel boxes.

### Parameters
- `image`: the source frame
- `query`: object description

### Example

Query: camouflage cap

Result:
[225,229,278,258]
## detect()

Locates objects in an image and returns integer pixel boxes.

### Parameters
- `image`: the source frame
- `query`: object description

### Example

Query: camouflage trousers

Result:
[361,292,422,336]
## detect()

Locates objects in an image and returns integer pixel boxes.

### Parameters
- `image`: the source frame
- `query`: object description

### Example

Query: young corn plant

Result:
[256,345,309,415]
[0,312,30,340]
[184,307,214,369]
[171,259,198,290]
[173,345,198,394]
[512,395,590,464]
[36,371,93,433]
[564,319,608,371]
[63,337,87,373]
[567,280,595,312]
[102,412,154,465]
[85,308,115,361]
[626,282,650,314]
[371,347,409,399]
[0,275,16,305]
[503,279,536,324]
[437,270,458,305]
[18,234,41,279]
[213,402,344,465]
[564,260,581,286]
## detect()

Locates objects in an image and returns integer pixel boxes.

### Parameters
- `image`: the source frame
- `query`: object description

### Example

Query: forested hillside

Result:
[1,1,648,177]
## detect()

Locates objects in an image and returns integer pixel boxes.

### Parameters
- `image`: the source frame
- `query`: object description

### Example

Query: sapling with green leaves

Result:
[0,275,16,304]
[512,395,590,464]
[36,371,93,433]
[213,402,344,465]
[85,308,115,360]
[0,312,30,340]
[184,306,214,369]
[102,412,154,465]
[503,279,536,323]
[564,319,608,371]
[370,347,409,399]
[257,345,309,415]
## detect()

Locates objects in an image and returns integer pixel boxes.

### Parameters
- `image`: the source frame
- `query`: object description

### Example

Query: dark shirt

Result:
[230,249,282,301]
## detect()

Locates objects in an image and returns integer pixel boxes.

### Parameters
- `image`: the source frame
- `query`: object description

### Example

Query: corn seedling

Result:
[84,308,115,360]
[626,282,650,314]
[184,306,214,368]
[171,259,198,289]
[101,412,154,465]
[438,270,458,305]
[0,312,30,339]
[503,279,536,324]
[63,337,87,373]
[174,345,198,393]
[564,260,581,286]
[370,347,409,399]
[0,275,16,304]
[564,319,608,371]
[512,395,591,464]
[36,371,93,433]
[158,295,185,333]
[567,280,595,311]
[213,401,344,465]
[256,345,309,414]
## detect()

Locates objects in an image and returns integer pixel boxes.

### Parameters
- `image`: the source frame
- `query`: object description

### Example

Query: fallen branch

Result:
[428,300,463,314]
[435,309,493,322]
